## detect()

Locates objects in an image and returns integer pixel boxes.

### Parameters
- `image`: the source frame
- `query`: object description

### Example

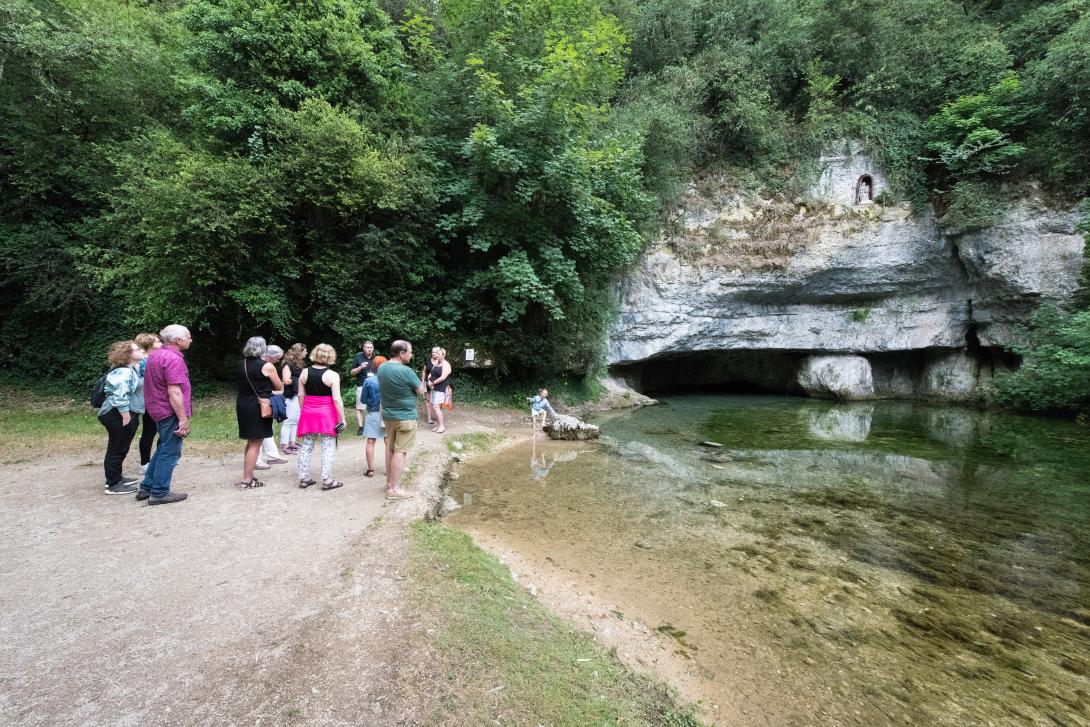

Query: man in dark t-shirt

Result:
[350,340,375,437]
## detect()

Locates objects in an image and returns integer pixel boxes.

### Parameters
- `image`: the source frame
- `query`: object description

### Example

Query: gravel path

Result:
[0,420,481,726]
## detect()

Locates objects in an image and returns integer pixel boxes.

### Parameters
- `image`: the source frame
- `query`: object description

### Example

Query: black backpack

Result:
[90,373,109,408]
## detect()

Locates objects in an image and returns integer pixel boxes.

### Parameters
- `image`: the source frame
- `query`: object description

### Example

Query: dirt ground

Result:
[0,406,524,726]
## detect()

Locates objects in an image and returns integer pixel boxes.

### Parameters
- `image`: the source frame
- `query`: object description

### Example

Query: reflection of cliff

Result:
[608,142,1084,402]
[804,405,873,442]
[707,448,960,498]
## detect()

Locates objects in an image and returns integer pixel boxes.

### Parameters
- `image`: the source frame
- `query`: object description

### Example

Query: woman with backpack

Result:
[97,340,146,495]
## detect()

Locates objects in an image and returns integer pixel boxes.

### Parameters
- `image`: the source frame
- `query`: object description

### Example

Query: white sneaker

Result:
[139,463,148,475]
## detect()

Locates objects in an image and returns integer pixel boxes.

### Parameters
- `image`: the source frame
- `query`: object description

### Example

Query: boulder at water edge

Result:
[544,415,600,441]
[797,355,875,400]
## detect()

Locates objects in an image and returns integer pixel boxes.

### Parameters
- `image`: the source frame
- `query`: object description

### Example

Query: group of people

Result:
[96,324,193,505]
[95,327,448,504]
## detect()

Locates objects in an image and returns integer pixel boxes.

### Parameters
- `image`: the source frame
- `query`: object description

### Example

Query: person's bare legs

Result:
[386,451,408,494]
[431,400,445,432]
[355,406,364,429]
[242,440,262,482]
[384,441,394,487]
[365,437,376,473]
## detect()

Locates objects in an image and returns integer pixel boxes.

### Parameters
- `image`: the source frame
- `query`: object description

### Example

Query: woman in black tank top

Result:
[303,365,335,396]
[236,337,284,489]
[295,344,347,490]
[426,348,452,433]
[422,348,440,425]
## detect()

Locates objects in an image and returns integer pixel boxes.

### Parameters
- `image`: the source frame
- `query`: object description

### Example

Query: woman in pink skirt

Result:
[295,343,347,490]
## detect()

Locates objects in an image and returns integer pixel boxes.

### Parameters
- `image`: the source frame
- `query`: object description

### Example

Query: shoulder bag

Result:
[244,360,272,418]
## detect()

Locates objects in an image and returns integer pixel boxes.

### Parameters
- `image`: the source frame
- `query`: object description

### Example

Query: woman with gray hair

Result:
[255,344,289,470]
[236,336,283,489]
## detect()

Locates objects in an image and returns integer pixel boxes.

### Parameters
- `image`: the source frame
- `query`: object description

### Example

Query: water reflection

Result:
[529,435,580,480]
[803,403,873,442]
[451,396,1090,726]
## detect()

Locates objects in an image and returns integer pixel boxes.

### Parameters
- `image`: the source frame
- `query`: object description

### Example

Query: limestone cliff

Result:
[607,142,1085,401]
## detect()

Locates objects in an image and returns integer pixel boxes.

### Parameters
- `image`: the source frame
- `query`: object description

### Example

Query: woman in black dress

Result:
[237,336,283,489]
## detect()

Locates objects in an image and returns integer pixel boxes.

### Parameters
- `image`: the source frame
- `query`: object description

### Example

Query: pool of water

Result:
[448,395,1090,726]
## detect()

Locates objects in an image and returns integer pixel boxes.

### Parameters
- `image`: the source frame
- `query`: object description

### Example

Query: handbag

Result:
[244,360,272,418]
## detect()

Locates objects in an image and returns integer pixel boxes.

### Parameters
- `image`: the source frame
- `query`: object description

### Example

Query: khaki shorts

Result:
[383,419,417,453]
[354,386,366,411]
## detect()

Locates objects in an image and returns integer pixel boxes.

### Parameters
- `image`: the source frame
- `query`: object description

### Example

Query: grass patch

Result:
[0,387,245,462]
[448,431,505,454]
[409,522,703,726]
[454,373,607,410]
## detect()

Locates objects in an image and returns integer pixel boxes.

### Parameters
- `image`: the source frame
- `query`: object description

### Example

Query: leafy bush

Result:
[925,75,1031,178]
[995,305,1090,413]
[937,180,1005,232]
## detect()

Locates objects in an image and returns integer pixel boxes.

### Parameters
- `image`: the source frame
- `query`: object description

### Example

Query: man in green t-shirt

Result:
[377,339,425,499]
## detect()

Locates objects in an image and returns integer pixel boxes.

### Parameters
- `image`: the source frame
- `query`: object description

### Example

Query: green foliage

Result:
[995,305,1090,413]
[3,0,1090,391]
[416,0,653,371]
[454,371,607,409]
[925,75,1031,177]
[178,0,408,144]
[938,180,1005,231]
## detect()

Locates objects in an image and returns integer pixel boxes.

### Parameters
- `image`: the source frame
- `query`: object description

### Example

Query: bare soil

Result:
[0,406,523,726]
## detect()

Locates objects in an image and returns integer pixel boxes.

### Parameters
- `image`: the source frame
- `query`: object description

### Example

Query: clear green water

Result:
[450,396,1090,726]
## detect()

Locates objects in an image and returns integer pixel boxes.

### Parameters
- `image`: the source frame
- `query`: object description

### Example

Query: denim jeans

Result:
[140,415,184,497]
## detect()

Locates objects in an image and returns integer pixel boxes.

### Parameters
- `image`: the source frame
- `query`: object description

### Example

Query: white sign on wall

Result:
[465,348,475,362]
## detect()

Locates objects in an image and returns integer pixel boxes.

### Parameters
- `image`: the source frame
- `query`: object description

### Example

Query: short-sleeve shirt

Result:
[144,346,192,421]
[377,361,421,421]
[352,352,374,385]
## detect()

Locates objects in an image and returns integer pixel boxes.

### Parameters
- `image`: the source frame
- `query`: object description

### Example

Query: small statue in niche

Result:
[855,175,874,205]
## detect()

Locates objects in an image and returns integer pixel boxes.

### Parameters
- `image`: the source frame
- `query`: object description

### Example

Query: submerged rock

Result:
[544,415,600,441]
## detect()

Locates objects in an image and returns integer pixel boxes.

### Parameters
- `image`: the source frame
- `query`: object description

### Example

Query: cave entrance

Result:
[855,174,874,204]
[610,350,809,396]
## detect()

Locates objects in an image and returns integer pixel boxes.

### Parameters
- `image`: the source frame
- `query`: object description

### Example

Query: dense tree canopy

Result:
[1,0,1088,390]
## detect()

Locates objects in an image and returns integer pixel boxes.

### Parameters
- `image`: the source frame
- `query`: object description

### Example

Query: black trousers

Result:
[98,409,138,485]
[137,411,157,465]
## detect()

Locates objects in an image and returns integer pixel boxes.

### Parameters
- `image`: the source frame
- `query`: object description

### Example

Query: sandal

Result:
[299,479,316,489]
[321,480,344,491]
[385,490,414,500]
[434,427,446,434]
[365,469,375,478]
[238,477,264,490]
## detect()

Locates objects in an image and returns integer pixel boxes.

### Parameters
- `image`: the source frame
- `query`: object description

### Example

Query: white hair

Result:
[264,345,284,360]
[159,324,190,344]
[242,336,267,358]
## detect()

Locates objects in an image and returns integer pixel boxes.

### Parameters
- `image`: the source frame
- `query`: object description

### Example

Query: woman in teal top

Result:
[98,340,145,495]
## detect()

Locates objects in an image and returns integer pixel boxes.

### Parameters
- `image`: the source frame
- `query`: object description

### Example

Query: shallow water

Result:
[449,396,1090,726]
